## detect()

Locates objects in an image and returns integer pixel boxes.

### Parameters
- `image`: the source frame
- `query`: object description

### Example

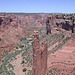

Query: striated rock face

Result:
[47,14,75,39]
[0,14,18,30]
[16,14,46,29]
[0,13,75,33]
[0,14,23,63]
[32,31,47,75]
[55,14,75,32]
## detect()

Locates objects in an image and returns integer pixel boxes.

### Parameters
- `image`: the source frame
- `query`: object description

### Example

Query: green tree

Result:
[23,68,27,72]
[23,68,27,74]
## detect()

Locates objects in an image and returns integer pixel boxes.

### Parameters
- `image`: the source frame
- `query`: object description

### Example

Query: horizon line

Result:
[0,12,75,14]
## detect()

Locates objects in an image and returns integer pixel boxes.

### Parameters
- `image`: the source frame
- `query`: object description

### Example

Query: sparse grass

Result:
[0,66,3,74]
[9,70,15,75]
[7,64,14,70]
[47,68,60,75]
[48,36,71,55]
[27,70,32,75]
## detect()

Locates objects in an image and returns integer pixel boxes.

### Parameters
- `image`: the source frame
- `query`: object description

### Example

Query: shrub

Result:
[21,60,24,64]
[23,68,27,72]
[16,47,18,49]
[20,38,26,41]
[62,35,64,38]
[2,60,4,62]
[19,45,24,48]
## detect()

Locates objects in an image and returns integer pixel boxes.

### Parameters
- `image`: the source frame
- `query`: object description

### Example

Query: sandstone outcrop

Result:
[32,31,47,75]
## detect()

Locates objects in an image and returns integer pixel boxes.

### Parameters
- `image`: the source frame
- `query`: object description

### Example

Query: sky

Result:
[0,0,75,13]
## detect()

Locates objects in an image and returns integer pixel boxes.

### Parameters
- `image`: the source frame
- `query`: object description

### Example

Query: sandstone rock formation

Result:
[47,14,75,39]
[32,31,47,75]
[46,17,51,34]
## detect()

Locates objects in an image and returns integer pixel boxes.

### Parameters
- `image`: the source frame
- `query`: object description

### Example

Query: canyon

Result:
[0,13,75,75]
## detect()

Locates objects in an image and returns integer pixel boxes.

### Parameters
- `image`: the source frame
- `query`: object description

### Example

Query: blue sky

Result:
[0,0,75,13]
